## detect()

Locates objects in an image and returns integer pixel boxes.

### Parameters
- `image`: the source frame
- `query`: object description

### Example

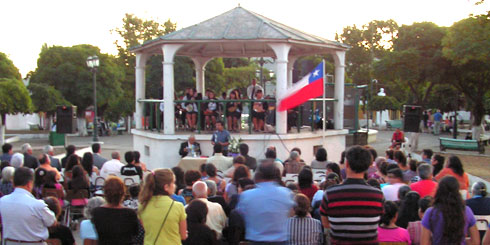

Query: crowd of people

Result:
[0,140,490,245]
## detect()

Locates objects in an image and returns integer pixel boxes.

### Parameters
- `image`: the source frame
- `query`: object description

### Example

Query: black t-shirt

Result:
[92,207,139,245]
[183,223,218,245]
[121,163,143,179]
[49,225,75,245]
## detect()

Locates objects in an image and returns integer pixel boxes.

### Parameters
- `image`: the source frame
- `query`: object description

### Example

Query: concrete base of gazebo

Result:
[132,129,348,170]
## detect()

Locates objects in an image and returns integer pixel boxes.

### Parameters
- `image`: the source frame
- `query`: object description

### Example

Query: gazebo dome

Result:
[131,6,348,58]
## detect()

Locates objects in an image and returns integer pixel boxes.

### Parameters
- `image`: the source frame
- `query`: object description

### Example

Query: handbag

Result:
[153,200,175,245]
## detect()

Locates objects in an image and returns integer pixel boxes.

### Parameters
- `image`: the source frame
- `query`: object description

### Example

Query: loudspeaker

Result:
[56,105,77,134]
[403,105,422,132]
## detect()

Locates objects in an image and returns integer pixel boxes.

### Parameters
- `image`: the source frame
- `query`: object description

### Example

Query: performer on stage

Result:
[179,135,201,158]
[211,121,231,156]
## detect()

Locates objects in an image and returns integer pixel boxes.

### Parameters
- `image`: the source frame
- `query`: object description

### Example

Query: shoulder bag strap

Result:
[153,200,175,245]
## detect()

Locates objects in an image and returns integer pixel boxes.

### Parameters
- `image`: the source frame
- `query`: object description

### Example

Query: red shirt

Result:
[300,185,319,201]
[410,179,438,198]
[392,131,404,142]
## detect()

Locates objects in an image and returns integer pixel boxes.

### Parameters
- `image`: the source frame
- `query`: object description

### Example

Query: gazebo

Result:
[131,6,350,168]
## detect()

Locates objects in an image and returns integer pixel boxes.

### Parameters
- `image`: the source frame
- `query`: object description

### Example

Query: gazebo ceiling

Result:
[131,6,349,58]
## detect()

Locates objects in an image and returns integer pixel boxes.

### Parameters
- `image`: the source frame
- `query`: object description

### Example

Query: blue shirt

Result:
[237,181,294,242]
[434,112,442,122]
[211,129,231,150]
[171,194,186,206]
[0,153,11,163]
[80,220,98,241]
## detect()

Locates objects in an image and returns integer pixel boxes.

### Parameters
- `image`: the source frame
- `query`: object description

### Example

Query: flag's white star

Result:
[312,69,319,77]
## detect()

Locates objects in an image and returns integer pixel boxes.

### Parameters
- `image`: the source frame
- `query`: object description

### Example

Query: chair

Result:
[83,239,98,245]
[123,175,141,186]
[46,239,62,245]
[313,174,326,183]
[313,169,326,175]
[282,174,298,185]
[475,215,490,231]
[94,177,105,190]
[64,189,89,228]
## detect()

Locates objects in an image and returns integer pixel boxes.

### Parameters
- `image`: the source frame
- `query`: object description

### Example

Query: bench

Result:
[439,137,485,154]
[386,120,403,130]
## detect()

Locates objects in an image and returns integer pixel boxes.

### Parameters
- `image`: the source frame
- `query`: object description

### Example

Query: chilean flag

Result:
[278,61,324,111]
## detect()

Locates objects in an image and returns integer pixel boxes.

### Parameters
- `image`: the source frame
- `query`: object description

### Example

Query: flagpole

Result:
[322,60,326,148]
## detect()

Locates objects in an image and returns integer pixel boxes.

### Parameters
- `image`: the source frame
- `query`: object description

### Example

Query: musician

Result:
[179,135,201,158]
[226,90,242,132]
[252,90,267,132]
[203,91,218,131]
[182,88,198,131]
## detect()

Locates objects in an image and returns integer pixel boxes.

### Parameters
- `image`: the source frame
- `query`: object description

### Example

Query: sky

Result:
[1,0,488,77]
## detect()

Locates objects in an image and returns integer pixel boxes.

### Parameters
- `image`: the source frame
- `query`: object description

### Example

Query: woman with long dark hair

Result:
[226,90,242,132]
[396,191,421,228]
[183,199,217,245]
[224,165,250,202]
[172,166,186,194]
[435,155,469,191]
[421,176,479,244]
[81,152,99,178]
[298,167,318,201]
[68,165,90,192]
[431,154,444,176]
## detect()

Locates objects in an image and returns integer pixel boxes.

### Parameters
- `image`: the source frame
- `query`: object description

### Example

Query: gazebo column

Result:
[269,43,291,134]
[135,52,148,130]
[333,51,346,130]
[162,44,183,134]
[191,57,211,94]
[287,56,298,88]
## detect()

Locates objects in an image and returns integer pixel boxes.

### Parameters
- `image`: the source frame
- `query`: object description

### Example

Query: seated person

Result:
[203,91,219,131]
[80,197,106,243]
[120,151,143,180]
[44,196,75,245]
[251,90,267,132]
[179,135,201,158]
[123,184,140,210]
[378,201,411,244]
[226,90,242,132]
[178,170,201,204]
[391,128,405,149]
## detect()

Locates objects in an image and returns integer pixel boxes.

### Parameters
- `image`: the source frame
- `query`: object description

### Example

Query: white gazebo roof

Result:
[131,6,349,58]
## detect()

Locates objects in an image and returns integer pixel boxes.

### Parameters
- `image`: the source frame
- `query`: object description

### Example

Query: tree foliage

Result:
[28,83,70,115]
[29,44,124,116]
[0,52,22,80]
[426,84,461,112]
[369,96,400,111]
[0,52,32,118]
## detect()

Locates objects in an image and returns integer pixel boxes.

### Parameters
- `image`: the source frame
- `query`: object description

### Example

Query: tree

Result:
[0,52,32,144]
[205,58,226,94]
[29,44,124,117]
[28,83,70,115]
[369,96,400,111]
[426,84,461,113]
[442,14,490,133]
[374,22,449,106]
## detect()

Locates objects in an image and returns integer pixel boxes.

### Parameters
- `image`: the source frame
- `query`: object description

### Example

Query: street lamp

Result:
[367,79,378,133]
[86,55,100,142]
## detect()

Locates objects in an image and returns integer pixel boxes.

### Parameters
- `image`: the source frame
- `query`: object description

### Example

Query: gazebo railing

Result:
[139,98,336,134]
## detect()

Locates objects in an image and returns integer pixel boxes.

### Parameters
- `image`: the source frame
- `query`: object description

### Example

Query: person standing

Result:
[246,78,264,100]
[237,159,294,244]
[211,121,230,156]
[433,110,443,135]
[0,167,57,244]
[320,146,384,244]
[92,143,107,170]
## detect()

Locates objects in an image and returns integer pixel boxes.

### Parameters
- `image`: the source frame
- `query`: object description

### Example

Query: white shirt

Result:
[206,153,233,172]
[197,198,226,239]
[247,84,264,99]
[0,188,56,241]
[382,183,407,201]
[100,159,124,178]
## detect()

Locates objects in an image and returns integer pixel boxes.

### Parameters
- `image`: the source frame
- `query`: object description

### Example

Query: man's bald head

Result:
[192,181,208,198]
[111,152,120,160]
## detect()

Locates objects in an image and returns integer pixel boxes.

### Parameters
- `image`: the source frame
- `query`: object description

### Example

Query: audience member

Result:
[367,178,381,189]
[179,135,201,158]
[92,177,140,244]
[61,145,76,169]
[179,169,201,204]
[431,154,444,176]
[22,143,39,169]
[172,166,186,193]
[311,147,328,169]
[68,165,90,193]
[283,151,305,175]
[421,149,433,164]
[264,148,284,174]
[396,191,421,228]
[64,154,80,172]
[228,177,255,211]
[33,168,47,198]
[38,153,61,180]
[204,179,229,216]
[326,162,343,182]
[192,181,227,239]
[207,144,232,172]
[382,168,407,201]
[287,194,323,244]
[81,152,98,178]
[298,167,318,201]
[120,151,143,180]
[239,143,257,171]
[44,170,65,205]
[397,185,412,204]
[225,165,250,202]
[133,151,147,172]
[123,184,140,210]
[139,169,187,244]
[378,200,411,244]
[0,160,10,172]
[43,145,61,171]
[0,166,15,195]
[183,199,218,245]
[205,163,226,194]
[410,163,437,198]
[465,181,490,216]
[90,143,107,170]
[99,152,124,178]
[435,155,469,192]
[211,121,231,155]
[320,146,384,244]
[1,143,13,163]
[386,149,396,164]
[10,152,24,168]
[237,159,294,243]
[80,196,105,243]
[394,151,414,183]
[421,176,479,244]
[407,196,433,245]
[44,196,75,245]
[224,155,246,178]
[0,167,57,243]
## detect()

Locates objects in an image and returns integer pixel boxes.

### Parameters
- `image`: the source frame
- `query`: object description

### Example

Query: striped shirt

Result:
[287,216,323,245]
[320,178,384,244]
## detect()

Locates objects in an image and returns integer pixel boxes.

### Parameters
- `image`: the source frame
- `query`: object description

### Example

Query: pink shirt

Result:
[378,226,412,244]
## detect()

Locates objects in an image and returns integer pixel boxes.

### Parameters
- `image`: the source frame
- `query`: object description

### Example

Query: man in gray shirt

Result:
[92,143,107,169]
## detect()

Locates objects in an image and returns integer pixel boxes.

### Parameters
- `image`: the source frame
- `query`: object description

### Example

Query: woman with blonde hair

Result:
[139,169,187,244]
